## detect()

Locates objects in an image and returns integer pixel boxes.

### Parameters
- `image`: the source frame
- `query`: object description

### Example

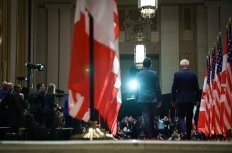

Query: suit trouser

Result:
[139,103,156,139]
[176,102,195,139]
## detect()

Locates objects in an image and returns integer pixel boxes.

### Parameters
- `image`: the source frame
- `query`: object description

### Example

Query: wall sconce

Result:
[138,0,158,18]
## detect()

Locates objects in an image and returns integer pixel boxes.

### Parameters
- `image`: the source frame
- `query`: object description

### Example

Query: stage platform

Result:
[1,140,232,153]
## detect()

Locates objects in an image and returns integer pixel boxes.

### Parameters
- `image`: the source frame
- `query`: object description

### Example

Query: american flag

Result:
[217,36,223,74]
[205,54,212,136]
[211,46,217,135]
[211,47,216,81]
[213,35,223,135]
[199,19,232,137]
[224,23,232,134]
[207,55,211,84]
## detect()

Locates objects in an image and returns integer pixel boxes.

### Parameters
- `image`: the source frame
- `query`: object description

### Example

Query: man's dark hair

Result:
[36,82,44,90]
[143,57,152,68]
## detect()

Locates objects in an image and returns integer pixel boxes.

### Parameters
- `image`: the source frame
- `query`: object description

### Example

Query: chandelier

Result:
[138,0,158,18]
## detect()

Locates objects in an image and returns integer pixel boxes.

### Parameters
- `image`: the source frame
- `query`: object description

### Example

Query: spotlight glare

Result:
[128,79,138,91]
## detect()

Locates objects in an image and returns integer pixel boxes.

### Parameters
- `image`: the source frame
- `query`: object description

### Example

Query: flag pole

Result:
[27,0,32,89]
[84,13,102,140]
[89,14,95,122]
[88,14,116,140]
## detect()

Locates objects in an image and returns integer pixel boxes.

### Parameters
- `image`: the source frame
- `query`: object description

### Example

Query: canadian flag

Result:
[68,0,121,135]
[198,69,208,133]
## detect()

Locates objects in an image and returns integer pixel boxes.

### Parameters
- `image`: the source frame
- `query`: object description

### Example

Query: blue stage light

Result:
[128,79,138,91]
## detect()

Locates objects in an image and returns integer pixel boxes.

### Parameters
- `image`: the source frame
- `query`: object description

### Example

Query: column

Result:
[59,5,72,91]
[207,5,219,49]
[197,5,208,87]
[46,5,59,86]
[10,0,17,83]
[160,6,179,94]
[34,6,47,85]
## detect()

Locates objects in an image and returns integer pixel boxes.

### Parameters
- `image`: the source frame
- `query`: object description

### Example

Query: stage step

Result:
[1,140,232,153]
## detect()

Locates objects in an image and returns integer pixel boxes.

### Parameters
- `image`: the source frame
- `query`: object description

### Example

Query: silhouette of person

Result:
[171,59,200,140]
[136,57,162,139]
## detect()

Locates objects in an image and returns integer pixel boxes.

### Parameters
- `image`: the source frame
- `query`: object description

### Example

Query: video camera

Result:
[25,62,45,71]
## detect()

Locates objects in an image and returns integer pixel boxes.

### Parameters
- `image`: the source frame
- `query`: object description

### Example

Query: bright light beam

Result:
[128,79,138,91]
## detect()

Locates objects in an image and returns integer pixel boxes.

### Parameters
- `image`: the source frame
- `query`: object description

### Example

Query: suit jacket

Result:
[8,91,26,127]
[43,93,56,114]
[136,68,162,103]
[28,90,45,113]
[171,68,200,103]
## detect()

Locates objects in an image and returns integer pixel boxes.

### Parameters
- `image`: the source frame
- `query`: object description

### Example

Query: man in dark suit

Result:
[136,57,162,139]
[28,82,46,124]
[171,59,200,140]
[8,84,26,132]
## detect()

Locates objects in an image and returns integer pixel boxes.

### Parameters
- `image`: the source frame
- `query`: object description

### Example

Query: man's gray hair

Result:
[180,59,189,67]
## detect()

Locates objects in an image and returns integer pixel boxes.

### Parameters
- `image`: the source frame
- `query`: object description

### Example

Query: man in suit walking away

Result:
[136,57,162,139]
[171,59,200,140]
